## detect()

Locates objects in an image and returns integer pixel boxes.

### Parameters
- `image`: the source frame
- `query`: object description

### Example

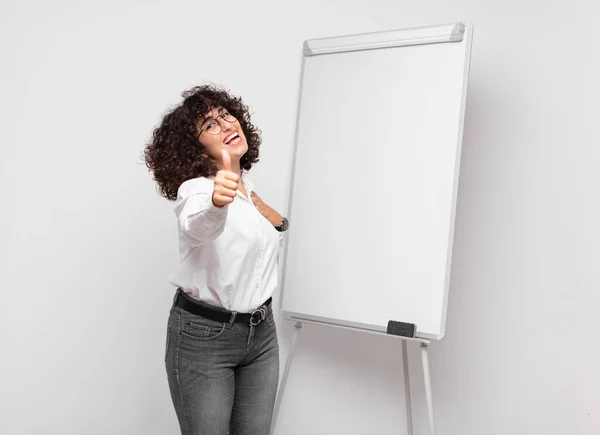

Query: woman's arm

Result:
[251,192,284,227]
[174,178,228,247]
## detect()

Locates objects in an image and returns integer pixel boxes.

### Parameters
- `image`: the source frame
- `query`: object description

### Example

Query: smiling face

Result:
[196,106,248,170]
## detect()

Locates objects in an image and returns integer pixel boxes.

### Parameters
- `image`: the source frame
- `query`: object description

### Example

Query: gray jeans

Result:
[165,291,280,435]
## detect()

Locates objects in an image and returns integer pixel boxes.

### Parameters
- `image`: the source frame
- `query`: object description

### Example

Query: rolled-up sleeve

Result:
[174,178,228,247]
[276,222,288,263]
[278,229,286,247]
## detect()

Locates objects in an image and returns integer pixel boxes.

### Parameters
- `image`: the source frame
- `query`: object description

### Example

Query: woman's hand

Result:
[212,150,239,208]
[251,192,283,227]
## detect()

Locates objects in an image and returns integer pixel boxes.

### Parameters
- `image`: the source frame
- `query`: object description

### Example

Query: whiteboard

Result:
[281,23,473,340]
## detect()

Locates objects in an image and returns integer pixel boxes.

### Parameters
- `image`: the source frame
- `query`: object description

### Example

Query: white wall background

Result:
[1,1,598,434]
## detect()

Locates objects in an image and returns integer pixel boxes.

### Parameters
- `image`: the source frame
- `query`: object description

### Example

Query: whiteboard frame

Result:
[303,22,465,56]
[279,22,474,341]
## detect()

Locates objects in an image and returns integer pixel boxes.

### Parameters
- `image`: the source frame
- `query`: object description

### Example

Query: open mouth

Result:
[224,131,242,146]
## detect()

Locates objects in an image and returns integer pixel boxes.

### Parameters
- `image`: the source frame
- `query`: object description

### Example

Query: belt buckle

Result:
[249,306,266,326]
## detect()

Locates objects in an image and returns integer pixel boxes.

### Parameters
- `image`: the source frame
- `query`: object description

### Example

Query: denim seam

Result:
[228,312,237,327]
[174,314,189,434]
[165,324,171,362]
[245,325,256,352]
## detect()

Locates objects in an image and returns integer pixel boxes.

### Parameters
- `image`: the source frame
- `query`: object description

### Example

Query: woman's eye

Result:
[205,121,215,129]
[221,112,230,119]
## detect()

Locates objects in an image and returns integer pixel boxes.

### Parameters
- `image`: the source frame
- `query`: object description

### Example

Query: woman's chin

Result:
[228,144,249,160]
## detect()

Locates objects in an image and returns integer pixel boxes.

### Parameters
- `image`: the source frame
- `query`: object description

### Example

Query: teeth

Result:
[225,132,239,144]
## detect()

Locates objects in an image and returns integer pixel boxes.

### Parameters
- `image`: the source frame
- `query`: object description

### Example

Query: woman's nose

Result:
[219,118,233,132]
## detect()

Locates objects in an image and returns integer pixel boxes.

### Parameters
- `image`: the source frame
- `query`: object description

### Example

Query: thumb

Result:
[221,149,232,172]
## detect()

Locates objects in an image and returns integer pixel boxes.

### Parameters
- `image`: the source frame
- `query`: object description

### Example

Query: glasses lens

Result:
[222,112,237,122]
[207,122,220,135]
[199,119,218,135]
[201,111,237,135]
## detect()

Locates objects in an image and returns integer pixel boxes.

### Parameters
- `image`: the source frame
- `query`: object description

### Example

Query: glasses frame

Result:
[197,109,238,137]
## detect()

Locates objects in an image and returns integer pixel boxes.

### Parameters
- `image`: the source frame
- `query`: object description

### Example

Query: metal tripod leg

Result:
[402,340,414,435]
[270,322,437,435]
[421,342,437,435]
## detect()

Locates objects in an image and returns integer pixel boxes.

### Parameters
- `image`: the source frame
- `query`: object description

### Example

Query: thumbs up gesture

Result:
[212,149,239,208]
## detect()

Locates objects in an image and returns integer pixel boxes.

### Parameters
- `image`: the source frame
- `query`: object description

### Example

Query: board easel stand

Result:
[268,21,473,435]
[269,319,437,435]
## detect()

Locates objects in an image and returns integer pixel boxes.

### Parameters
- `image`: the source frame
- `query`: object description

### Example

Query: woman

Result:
[144,84,289,435]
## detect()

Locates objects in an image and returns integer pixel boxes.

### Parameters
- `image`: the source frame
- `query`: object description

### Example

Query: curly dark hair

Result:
[143,84,261,201]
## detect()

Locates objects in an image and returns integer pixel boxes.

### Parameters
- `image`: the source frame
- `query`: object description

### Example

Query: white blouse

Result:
[167,173,284,313]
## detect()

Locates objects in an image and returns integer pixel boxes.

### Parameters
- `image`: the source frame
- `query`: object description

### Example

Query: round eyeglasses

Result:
[198,110,238,136]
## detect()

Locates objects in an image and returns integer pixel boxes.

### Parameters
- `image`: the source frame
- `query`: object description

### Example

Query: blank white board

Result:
[281,23,473,339]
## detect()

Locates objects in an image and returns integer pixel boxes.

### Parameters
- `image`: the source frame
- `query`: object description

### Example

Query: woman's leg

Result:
[165,305,242,435]
[230,308,280,435]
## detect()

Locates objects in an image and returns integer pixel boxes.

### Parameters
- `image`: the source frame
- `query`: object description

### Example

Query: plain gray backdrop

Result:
[1,1,598,434]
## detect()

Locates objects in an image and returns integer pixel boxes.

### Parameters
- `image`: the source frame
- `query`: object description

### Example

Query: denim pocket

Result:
[181,318,228,341]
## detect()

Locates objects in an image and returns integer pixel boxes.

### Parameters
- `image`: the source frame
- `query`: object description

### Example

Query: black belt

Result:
[175,289,272,326]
